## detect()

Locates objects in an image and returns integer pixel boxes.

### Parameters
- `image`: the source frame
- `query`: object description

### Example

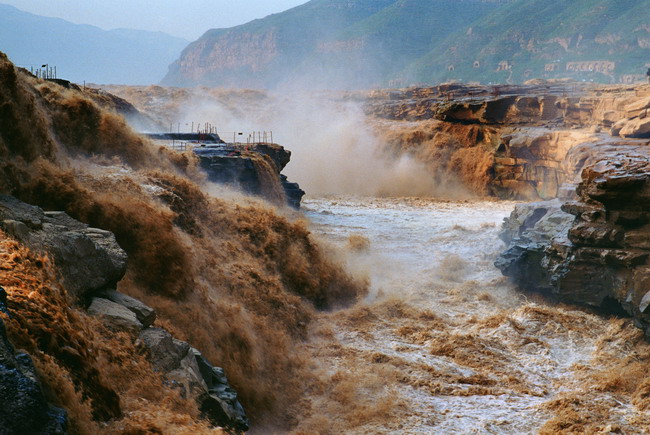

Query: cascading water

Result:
[284,196,650,434]
[104,83,650,433]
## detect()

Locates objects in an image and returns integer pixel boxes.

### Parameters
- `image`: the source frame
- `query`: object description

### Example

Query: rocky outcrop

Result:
[367,83,650,200]
[0,289,67,434]
[96,289,156,327]
[85,289,249,431]
[0,195,127,299]
[88,297,144,333]
[138,328,249,432]
[194,143,305,208]
[86,290,248,431]
[610,96,650,138]
[497,146,650,334]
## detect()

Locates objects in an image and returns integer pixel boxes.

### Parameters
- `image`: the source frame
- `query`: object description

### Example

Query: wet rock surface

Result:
[497,147,650,334]
[194,143,304,208]
[0,194,248,432]
[0,306,67,434]
[86,293,249,430]
[0,195,127,299]
[87,294,249,431]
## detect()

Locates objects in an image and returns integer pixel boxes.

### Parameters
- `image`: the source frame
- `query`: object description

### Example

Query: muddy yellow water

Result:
[287,197,650,434]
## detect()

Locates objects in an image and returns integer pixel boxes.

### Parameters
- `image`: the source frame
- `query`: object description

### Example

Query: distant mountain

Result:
[411,0,650,85]
[164,0,650,89]
[0,3,188,85]
[162,0,502,88]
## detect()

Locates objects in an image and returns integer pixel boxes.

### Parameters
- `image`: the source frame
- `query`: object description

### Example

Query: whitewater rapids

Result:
[290,196,650,434]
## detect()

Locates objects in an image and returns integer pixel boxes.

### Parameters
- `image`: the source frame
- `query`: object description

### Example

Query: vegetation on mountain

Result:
[164,0,650,88]
[413,0,650,85]
[162,0,500,88]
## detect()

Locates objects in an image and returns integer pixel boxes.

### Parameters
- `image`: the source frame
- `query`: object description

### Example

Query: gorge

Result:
[4,48,650,433]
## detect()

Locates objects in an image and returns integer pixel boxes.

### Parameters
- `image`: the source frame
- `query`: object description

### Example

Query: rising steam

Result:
[108,86,467,198]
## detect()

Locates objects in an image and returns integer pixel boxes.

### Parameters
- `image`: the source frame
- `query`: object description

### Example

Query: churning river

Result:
[290,196,650,434]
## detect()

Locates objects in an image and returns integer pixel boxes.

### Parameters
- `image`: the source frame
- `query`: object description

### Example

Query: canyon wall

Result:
[162,0,499,89]
[365,82,650,200]
[163,0,650,89]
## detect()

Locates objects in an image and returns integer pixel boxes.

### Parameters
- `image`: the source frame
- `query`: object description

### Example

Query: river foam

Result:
[286,196,650,434]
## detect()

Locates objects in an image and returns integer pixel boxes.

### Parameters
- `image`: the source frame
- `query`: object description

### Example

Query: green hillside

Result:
[162,0,502,88]
[291,0,499,88]
[406,0,650,84]
[163,0,650,88]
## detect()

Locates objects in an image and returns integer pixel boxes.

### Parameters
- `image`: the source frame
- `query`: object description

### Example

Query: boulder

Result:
[0,195,127,299]
[167,349,208,399]
[193,348,249,432]
[610,118,627,137]
[624,96,650,118]
[96,290,156,327]
[87,298,143,333]
[138,328,249,431]
[619,117,650,138]
[138,328,188,372]
[495,199,574,294]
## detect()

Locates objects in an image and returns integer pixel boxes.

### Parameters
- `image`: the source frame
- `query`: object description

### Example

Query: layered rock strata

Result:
[364,82,650,200]
[497,146,650,334]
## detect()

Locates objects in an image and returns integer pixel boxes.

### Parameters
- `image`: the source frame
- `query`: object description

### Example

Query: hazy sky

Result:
[3,0,308,40]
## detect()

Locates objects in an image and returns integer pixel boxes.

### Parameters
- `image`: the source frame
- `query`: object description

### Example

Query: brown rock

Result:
[87,298,143,333]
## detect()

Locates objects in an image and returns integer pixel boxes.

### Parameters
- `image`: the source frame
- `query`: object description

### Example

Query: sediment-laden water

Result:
[289,196,650,434]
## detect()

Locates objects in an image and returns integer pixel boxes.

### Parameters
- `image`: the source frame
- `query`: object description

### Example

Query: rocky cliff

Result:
[0,196,249,431]
[193,143,305,208]
[481,80,650,338]
[162,0,499,88]
[496,146,650,336]
[363,80,650,337]
[364,82,650,200]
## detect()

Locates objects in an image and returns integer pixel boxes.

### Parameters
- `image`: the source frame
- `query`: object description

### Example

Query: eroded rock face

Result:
[0,195,127,299]
[497,147,650,333]
[366,83,650,200]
